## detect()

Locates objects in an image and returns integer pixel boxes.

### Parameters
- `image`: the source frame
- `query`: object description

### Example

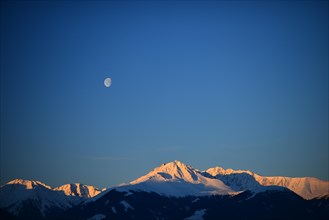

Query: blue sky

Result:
[1,0,328,188]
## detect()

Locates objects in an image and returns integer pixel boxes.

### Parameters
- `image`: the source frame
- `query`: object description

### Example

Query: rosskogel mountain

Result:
[1,161,328,220]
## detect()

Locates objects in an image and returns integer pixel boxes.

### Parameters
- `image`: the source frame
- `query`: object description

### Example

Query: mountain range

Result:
[1,160,328,220]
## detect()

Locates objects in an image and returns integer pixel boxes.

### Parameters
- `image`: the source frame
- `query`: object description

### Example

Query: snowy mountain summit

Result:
[54,183,103,198]
[131,160,202,183]
[5,179,52,190]
[0,179,103,219]
[118,160,255,197]
[0,179,72,219]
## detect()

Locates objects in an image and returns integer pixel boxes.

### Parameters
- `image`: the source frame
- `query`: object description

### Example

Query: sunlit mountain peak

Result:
[6,179,51,190]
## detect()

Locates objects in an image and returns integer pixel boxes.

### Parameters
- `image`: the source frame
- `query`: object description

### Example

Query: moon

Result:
[104,78,112,88]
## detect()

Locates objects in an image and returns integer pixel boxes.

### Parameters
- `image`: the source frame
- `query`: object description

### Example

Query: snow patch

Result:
[192,198,200,203]
[87,214,106,220]
[120,200,134,212]
[124,191,133,196]
[185,209,206,220]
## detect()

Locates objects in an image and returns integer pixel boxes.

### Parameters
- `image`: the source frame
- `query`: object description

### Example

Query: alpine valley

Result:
[1,161,328,220]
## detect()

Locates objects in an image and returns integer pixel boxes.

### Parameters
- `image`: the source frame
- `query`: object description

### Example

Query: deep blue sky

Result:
[1,0,328,188]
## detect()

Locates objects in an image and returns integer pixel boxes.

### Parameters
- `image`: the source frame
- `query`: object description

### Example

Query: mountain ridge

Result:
[205,166,329,199]
[1,160,328,219]
[112,160,328,199]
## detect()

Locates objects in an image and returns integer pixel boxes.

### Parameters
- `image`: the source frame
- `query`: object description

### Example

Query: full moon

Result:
[104,77,112,88]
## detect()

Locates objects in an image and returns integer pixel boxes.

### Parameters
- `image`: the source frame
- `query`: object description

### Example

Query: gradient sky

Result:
[1,0,328,189]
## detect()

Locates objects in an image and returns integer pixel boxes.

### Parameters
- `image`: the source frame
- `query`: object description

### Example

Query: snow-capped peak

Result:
[6,179,51,190]
[131,160,199,184]
[54,183,103,198]
[0,179,104,218]
[117,161,236,197]
[0,179,74,217]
